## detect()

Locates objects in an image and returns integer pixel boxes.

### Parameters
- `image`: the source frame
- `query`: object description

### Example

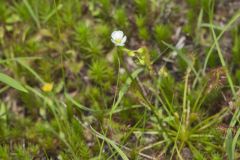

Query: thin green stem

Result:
[117,48,172,139]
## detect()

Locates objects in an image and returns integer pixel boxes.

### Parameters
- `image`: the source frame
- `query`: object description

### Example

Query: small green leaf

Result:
[0,73,28,93]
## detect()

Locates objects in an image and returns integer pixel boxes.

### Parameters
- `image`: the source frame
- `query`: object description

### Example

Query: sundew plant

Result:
[0,0,240,159]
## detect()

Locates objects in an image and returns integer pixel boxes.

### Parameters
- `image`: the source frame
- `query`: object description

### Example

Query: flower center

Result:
[115,38,122,44]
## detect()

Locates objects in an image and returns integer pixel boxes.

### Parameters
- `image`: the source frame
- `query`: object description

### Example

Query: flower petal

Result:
[111,38,115,44]
[121,36,127,44]
[111,31,117,39]
[111,30,124,40]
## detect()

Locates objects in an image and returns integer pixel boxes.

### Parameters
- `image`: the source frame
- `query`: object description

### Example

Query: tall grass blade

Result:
[226,131,233,160]
[23,0,41,28]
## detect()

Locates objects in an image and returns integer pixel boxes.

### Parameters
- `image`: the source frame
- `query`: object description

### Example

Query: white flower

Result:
[111,30,127,46]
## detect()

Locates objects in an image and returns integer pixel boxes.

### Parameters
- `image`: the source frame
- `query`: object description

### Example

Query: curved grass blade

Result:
[65,93,97,112]
[17,59,45,84]
[90,126,129,160]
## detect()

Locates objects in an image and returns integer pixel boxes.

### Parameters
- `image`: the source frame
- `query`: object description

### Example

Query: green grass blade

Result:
[65,93,97,112]
[0,57,41,64]
[232,127,240,159]
[110,68,143,114]
[203,11,240,73]
[163,41,199,79]
[23,0,41,28]
[17,59,45,84]
[226,131,233,160]
[231,127,240,160]
[209,18,236,97]
[43,4,63,23]
[91,126,129,160]
[0,73,28,93]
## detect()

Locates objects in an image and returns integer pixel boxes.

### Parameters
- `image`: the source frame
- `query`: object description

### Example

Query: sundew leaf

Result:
[0,73,28,93]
